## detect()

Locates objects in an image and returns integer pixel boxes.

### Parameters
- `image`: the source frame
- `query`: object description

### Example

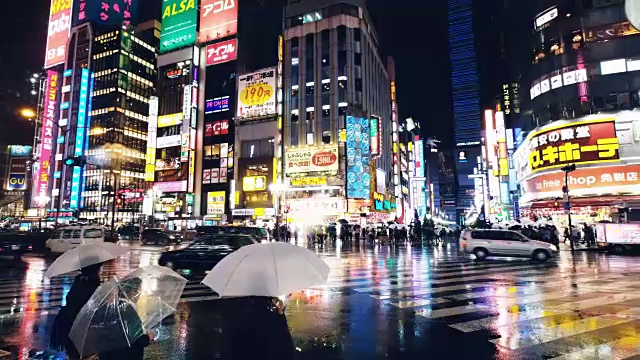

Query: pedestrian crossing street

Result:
[316,248,640,359]
[0,257,219,316]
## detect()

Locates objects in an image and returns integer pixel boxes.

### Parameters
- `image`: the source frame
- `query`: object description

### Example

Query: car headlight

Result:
[549,245,558,252]
[169,235,176,239]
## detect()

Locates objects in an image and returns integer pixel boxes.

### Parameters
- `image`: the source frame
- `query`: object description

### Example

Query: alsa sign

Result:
[206,38,237,66]
[285,147,339,175]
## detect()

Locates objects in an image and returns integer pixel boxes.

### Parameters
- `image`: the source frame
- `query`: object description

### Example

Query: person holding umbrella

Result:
[47,243,130,358]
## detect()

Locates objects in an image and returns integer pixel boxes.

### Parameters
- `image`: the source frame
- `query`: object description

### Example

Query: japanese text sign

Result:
[285,146,338,175]
[237,68,277,119]
[205,120,229,137]
[205,38,237,66]
[160,0,197,53]
[45,0,73,68]
[526,119,619,174]
[34,70,59,206]
[199,0,238,43]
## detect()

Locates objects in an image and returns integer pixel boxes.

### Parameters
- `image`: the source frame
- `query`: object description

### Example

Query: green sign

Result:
[160,0,198,53]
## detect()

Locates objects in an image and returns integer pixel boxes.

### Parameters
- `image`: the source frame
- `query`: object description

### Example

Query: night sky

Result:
[0,0,453,147]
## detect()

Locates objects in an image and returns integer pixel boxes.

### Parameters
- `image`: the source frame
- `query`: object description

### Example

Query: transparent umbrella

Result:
[69,265,186,357]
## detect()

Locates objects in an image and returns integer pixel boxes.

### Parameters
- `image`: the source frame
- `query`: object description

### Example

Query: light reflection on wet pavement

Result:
[1,241,640,359]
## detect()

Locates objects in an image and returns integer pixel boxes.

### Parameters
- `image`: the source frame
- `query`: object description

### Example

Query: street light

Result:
[561,163,577,251]
[20,108,37,120]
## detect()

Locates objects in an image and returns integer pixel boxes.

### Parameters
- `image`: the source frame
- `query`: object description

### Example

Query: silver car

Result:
[459,229,559,262]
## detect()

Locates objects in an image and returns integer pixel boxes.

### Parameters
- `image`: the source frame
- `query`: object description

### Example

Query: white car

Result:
[45,226,106,254]
[459,229,558,262]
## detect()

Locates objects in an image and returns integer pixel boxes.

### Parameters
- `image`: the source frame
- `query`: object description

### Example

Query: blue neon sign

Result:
[346,116,371,199]
[69,69,91,209]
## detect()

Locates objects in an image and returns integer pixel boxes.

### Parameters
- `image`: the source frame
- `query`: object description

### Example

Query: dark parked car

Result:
[196,226,270,243]
[140,228,183,245]
[0,233,34,259]
[158,235,256,271]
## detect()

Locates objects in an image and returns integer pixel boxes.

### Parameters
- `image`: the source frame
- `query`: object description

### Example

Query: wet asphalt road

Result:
[1,240,640,359]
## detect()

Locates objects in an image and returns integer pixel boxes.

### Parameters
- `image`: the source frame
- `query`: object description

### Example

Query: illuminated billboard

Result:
[205,97,231,114]
[207,191,226,215]
[237,68,277,120]
[285,146,338,175]
[160,0,197,53]
[44,0,73,68]
[346,116,371,199]
[69,69,91,209]
[74,0,137,26]
[370,115,381,157]
[33,70,59,207]
[514,118,619,180]
[9,146,31,157]
[199,0,238,43]
[7,174,27,191]
[205,38,237,66]
[205,120,230,136]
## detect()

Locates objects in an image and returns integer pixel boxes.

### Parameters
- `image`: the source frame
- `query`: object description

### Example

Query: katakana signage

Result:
[518,119,619,176]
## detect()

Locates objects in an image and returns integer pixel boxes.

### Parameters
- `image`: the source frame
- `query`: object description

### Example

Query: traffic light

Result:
[64,156,86,167]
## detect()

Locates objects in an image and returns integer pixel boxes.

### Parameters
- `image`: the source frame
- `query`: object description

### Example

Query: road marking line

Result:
[549,336,640,360]
[490,313,636,350]
[416,290,600,319]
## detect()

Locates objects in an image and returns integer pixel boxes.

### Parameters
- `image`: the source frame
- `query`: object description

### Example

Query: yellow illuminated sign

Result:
[290,177,327,187]
[144,164,155,181]
[158,113,183,128]
[146,147,156,164]
[243,176,267,192]
[339,129,347,143]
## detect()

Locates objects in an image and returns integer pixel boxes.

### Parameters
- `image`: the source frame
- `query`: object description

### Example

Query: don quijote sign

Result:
[285,146,339,175]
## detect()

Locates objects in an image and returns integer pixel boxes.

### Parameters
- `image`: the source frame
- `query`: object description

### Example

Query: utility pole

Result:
[561,164,577,252]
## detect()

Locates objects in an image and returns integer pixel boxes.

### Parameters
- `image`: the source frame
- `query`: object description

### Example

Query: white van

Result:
[45,226,106,254]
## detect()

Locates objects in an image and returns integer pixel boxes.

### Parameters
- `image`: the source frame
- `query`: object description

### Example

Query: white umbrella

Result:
[44,243,129,278]
[202,242,329,297]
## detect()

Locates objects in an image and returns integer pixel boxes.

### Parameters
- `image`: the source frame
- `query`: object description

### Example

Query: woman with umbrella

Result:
[48,243,129,359]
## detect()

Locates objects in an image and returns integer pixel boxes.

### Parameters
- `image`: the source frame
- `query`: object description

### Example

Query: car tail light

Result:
[28,245,33,250]
[461,240,467,250]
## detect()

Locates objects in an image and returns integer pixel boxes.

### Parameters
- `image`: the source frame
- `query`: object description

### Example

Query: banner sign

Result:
[155,180,187,193]
[284,198,347,214]
[521,163,640,202]
[156,135,182,148]
[242,176,266,192]
[205,120,229,136]
[514,118,619,180]
[198,0,238,43]
[160,0,197,53]
[205,39,237,66]
[237,67,277,119]
[33,70,59,207]
[207,191,226,215]
[205,97,230,114]
[158,113,183,127]
[45,0,73,68]
[7,174,27,190]
[10,145,31,157]
[290,177,328,187]
[285,146,339,175]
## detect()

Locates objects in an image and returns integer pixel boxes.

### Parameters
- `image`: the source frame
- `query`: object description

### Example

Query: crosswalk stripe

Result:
[416,290,603,319]
[351,268,552,292]
[490,313,636,350]
[549,336,640,360]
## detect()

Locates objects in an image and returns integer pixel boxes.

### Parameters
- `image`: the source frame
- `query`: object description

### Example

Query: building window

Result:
[240,138,274,158]
[322,108,331,144]
[291,111,299,123]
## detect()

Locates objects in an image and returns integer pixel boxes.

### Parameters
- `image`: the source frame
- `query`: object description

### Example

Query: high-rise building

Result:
[282,0,395,224]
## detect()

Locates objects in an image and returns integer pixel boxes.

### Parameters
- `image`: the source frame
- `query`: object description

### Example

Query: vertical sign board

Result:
[370,115,381,157]
[414,140,424,177]
[198,0,238,43]
[69,69,91,209]
[346,116,371,199]
[44,0,73,68]
[145,96,158,181]
[33,70,60,208]
[160,0,197,53]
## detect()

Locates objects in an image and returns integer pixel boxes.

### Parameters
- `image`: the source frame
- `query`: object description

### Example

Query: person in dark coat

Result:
[98,299,154,360]
[228,296,295,360]
[50,262,103,359]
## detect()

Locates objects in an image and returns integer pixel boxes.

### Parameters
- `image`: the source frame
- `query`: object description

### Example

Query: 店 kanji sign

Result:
[206,38,237,66]
[521,163,640,203]
[516,118,619,178]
